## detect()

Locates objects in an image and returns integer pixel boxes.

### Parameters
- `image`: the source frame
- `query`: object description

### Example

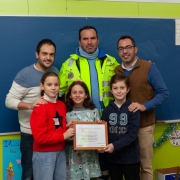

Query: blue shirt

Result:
[124,64,169,110]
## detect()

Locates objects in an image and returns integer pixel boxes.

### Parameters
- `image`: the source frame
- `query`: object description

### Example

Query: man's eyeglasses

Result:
[117,45,134,52]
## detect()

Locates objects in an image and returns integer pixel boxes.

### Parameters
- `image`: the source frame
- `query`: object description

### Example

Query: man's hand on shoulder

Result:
[32,98,47,109]
[18,98,47,110]
[128,102,146,112]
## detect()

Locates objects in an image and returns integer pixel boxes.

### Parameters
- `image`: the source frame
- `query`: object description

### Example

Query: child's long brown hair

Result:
[66,81,95,112]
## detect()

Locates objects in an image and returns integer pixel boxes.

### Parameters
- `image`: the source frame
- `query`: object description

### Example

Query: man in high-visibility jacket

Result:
[59,26,119,111]
[58,26,119,180]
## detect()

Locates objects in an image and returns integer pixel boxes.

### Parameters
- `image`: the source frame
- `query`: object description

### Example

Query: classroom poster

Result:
[2,140,22,180]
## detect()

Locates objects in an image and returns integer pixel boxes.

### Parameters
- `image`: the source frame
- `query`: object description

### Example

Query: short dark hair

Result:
[117,35,136,48]
[110,74,130,89]
[40,72,59,96]
[66,81,95,112]
[36,39,56,55]
[79,26,98,40]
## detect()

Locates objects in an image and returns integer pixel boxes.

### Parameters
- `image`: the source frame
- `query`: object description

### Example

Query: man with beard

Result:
[115,35,169,180]
[58,26,119,180]
[5,39,58,180]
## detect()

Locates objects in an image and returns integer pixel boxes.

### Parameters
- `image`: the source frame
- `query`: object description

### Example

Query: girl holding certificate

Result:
[30,72,75,180]
[100,74,140,180]
[65,81,101,180]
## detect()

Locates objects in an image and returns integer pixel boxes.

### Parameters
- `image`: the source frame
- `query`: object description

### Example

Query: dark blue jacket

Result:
[102,99,140,164]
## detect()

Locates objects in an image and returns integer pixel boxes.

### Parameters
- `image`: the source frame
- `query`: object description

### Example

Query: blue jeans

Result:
[20,132,34,180]
[32,150,66,180]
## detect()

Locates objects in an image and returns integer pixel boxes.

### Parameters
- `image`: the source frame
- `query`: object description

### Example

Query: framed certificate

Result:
[73,122,108,150]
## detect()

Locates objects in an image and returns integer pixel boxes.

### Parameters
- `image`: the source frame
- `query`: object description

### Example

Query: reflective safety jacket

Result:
[58,54,119,109]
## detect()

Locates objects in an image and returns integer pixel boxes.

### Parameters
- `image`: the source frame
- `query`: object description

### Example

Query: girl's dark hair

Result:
[110,74,130,89]
[40,72,59,96]
[66,81,95,112]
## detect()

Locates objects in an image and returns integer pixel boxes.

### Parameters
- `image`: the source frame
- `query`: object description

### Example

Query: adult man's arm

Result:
[129,64,169,112]
[144,64,169,109]
[5,81,46,110]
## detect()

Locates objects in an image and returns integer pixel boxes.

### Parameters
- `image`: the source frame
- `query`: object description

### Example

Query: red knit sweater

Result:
[30,100,66,152]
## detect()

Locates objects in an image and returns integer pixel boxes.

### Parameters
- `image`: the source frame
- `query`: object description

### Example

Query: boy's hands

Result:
[98,149,105,153]
[104,143,114,153]
[63,128,75,140]
[98,143,114,153]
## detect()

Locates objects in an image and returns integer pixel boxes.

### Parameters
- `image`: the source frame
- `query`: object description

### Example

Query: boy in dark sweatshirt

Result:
[100,74,140,180]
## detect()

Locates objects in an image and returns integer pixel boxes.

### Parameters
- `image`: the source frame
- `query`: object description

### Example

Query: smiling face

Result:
[79,29,99,54]
[111,80,130,105]
[36,43,55,71]
[70,84,87,107]
[117,38,138,68]
[40,76,59,98]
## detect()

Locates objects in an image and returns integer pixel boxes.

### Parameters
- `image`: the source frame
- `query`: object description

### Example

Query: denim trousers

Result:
[32,150,66,180]
[20,132,34,180]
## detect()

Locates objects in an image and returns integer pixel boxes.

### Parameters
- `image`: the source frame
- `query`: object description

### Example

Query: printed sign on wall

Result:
[2,140,22,180]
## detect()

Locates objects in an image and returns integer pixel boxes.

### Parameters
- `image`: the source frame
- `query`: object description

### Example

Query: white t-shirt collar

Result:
[122,57,138,71]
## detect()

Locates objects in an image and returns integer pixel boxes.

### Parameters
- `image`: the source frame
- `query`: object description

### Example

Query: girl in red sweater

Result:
[30,72,75,180]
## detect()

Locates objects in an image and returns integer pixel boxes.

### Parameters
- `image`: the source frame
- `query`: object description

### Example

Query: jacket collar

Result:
[76,47,106,59]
